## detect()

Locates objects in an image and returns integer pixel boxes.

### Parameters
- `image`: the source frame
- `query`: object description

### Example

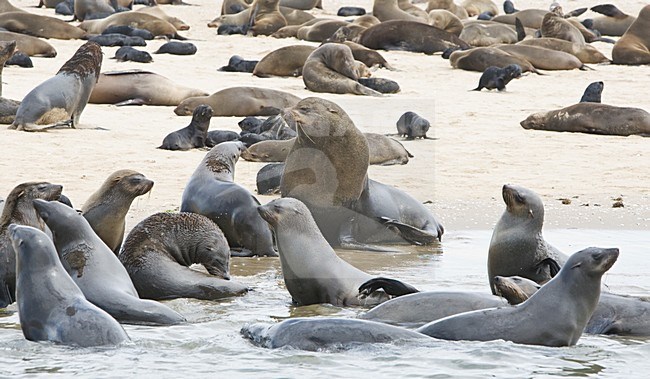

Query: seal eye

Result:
[515,194,525,203]
[36,184,48,192]
[130,176,143,184]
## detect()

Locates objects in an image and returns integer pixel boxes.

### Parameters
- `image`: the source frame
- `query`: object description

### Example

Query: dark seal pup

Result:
[119,212,249,300]
[418,247,619,347]
[580,81,603,103]
[114,46,152,63]
[181,142,278,257]
[160,105,212,150]
[218,55,259,73]
[154,41,197,55]
[10,41,102,131]
[11,225,129,347]
[472,64,522,91]
[34,199,186,326]
[396,111,431,139]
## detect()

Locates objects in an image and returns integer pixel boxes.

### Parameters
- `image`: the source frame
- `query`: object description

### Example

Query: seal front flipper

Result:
[563,8,587,18]
[590,4,626,18]
[377,217,442,244]
[358,277,419,298]
[535,257,561,278]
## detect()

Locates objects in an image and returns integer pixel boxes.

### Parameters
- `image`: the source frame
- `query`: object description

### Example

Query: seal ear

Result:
[326,107,339,114]
[571,262,582,269]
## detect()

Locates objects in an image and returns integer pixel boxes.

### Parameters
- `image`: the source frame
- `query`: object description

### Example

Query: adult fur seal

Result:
[449,47,537,73]
[428,9,463,35]
[0,31,57,57]
[356,20,470,54]
[10,41,102,131]
[0,182,63,308]
[612,5,650,65]
[302,44,380,96]
[495,44,585,70]
[495,275,650,336]
[540,12,585,44]
[253,45,315,77]
[0,40,19,124]
[81,170,154,254]
[0,12,87,40]
[10,225,129,347]
[521,103,650,137]
[487,184,567,293]
[516,38,609,64]
[426,0,468,19]
[373,0,427,22]
[119,212,248,300]
[242,318,427,350]
[89,70,208,106]
[160,105,212,150]
[33,199,186,326]
[248,0,287,36]
[79,11,186,40]
[74,0,116,21]
[258,198,414,306]
[174,87,301,117]
[181,142,277,257]
[587,4,636,37]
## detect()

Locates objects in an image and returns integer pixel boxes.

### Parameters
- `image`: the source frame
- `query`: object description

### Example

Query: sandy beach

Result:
[0,0,648,235]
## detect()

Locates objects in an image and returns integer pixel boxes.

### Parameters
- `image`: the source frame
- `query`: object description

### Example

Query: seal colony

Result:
[0,0,648,370]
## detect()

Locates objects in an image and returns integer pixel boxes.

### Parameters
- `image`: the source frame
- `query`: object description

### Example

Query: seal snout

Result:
[596,247,620,272]
[257,204,277,225]
[32,198,52,221]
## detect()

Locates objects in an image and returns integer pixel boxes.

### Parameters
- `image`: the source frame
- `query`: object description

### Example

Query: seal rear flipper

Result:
[515,18,526,42]
[590,4,625,18]
[358,277,419,298]
[114,98,146,106]
[563,7,587,18]
[378,217,441,244]
[535,257,561,278]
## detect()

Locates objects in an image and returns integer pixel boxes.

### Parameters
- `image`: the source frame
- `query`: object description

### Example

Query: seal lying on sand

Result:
[34,200,186,326]
[356,20,470,54]
[0,12,87,40]
[242,318,427,350]
[611,5,650,65]
[119,212,249,300]
[488,184,567,293]
[11,225,129,347]
[81,170,154,254]
[174,87,301,117]
[521,103,650,137]
[418,247,619,346]
[181,142,277,257]
[10,41,102,131]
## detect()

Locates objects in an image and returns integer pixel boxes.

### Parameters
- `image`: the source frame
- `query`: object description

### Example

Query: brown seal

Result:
[492,9,548,29]
[449,47,537,73]
[353,14,381,28]
[428,9,463,35]
[373,0,427,22]
[0,182,63,308]
[10,41,102,131]
[0,12,86,40]
[79,11,186,40]
[248,0,287,36]
[521,103,650,137]
[460,22,517,46]
[516,38,609,64]
[356,20,470,54]
[589,4,636,37]
[322,33,395,69]
[136,6,190,31]
[89,70,208,106]
[296,20,349,42]
[0,40,20,125]
[253,45,316,77]
[398,0,430,19]
[0,31,57,57]
[174,87,301,116]
[496,44,585,70]
[279,0,319,11]
[612,5,650,65]
[426,0,468,19]
[540,12,585,44]
[302,44,380,96]
[81,170,154,254]
[461,0,497,17]
[74,0,115,22]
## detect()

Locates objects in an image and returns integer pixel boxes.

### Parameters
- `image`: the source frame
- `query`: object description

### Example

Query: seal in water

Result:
[181,142,278,257]
[418,247,619,346]
[119,212,249,300]
[10,41,102,131]
[11,225,129,347]
[160,105,212,150]
[33,199,186,326]
[488,184,567,293]
[81,170,154,254]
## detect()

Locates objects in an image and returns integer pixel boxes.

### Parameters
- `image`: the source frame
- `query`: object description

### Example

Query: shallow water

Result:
[1,229,648,378]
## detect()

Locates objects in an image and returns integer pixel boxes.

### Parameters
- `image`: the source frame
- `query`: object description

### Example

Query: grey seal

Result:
[580,81,603,103]
[418,247,619,346]
[160,105,212,150]
[396,111,431,139]
[11,225,129,347]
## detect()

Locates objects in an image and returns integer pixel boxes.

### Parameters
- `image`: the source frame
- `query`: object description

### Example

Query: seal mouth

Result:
[598,248,620,272]
[137,179,155,196]
[257,205,276,226]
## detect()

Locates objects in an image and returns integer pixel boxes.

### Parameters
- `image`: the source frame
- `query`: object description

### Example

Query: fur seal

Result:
[34,200,186,326]
[428,9,463,35]
[495,275,650,336]
[119,212,248,300]
[449,47,537,73]
[10,225,129,347]
[218,55,259,73]
[516,38,609,64]
[488,184,567,294]
[587,4,636,37]
[160,105,212,150]
[258,198,410,306]
[0,182,63,308]
[253,45,315,77]
[338,6,365,16]
[361,291,508,326]
[279,0,318,11]
[256,163,284,195]
[357,78,400,94]
[296,20,349,42]
[373,0,427,23]
[181,142,277,257]
[356,20,470,54]
[207,130,240,147]
[10,41,102,131]
[492,9,547,29]
[396,111,431,139]
[89,34,146,47]
[496,44,585,70]
[114,46,152,63]
[398,0,429,19]
[74,0,115,21]
[540,12,585,44]
[0,41,19,124]
[580,81,603,103]
[472,64,521,91]
[418,247,619,346]
[89,70,208,106]
[242,318,427,350]
[521,103,650,137]
[459,22,517,46]
[154,41,197,55]
[0,12,87,40]
[426,0,468,19]
[461,0,497,17]
[302,44,380,96]
[81,170,154,254]
[174,87,301,117]
[102,25,154,39]
[0,31,57,57]
[79,11,186,40]
[136,5,190,31]
[6,51,32,68]
[248,0,287,36]
[612,5,650,65]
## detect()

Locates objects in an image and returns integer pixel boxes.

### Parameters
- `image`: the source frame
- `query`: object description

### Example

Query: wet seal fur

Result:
[10,41,102,131]
[11,225,129,347]
[119,212,248,300]
[34,199,186,326]
[181,142,278,257]
[81,170,154,254]
[418,247,619,347]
